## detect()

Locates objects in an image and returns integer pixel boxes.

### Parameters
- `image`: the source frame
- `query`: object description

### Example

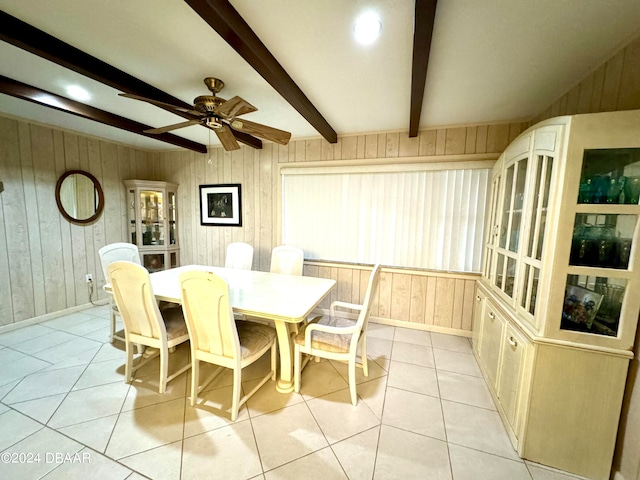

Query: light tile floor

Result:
[0,305,587,480]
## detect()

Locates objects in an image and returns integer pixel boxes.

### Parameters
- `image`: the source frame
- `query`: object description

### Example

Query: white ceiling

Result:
[1,0,639,151]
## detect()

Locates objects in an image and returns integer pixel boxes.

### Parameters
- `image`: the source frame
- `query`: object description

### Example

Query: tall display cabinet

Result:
[124,180,179,272]
[473,110,640,480]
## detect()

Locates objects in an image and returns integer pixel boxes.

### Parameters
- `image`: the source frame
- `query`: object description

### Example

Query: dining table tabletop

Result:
[149,265,336,392]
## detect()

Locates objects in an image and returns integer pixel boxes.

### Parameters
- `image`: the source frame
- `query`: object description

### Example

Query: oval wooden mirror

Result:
[55,170,105,225]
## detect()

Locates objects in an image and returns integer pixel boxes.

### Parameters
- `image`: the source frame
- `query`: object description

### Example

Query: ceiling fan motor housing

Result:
[194,95,225,113]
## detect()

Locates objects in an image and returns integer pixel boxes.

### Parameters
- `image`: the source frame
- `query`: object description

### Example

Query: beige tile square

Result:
[0,426,83,480]
[42,312,107,336]
[33,337,103,365]
[0,409,43,451]
[433,349,482,377]
[442,399,519,460]
[387,361,439,397]
[394,327,432,346]
[332,426,380,480]
[0,354,51,387]
[106,397,185,459]
[91,343,126,364]
[48,381,131,429]
[390,341,435,368]
[374,425,452,480]
[357,377,388,419]
[12,330,78,355]
[10,393,66,424]
[3,365,85,404]
[382,387,446,440]
[366,336,393,360]
[449,443,530,480]
[329,356,387,385]
[245,377,304,418]
[182,420,262,480]
[58,414,119,454]
[0,325,55,347]
[119,440,183,480]
[252,402,328,470]
[121,368,188,412]
[265,447,347,480]
[307,389,380,444]
[367,322,395,340]
[437,369,495,410]
[526,462,588,479]
[297,360,349,401]
[183,384,249,438]
[431,332,473,353]
[41,447,132,480]
[72,358,126,391]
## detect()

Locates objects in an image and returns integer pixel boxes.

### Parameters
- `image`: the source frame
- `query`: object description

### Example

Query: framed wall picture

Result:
[199,184,242,226]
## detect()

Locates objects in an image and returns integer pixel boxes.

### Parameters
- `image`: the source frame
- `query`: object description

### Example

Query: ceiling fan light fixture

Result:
[354,12,382,45]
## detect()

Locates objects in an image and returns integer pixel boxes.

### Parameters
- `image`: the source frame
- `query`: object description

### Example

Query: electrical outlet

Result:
[85,273,93,283]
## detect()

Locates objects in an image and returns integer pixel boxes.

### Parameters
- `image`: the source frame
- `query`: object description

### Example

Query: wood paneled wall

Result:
[532,34,640,124]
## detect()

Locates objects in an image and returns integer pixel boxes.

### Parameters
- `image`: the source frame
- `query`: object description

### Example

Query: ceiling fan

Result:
[119,77,291,151]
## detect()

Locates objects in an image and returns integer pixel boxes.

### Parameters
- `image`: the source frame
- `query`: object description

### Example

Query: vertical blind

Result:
[282,167,490,272]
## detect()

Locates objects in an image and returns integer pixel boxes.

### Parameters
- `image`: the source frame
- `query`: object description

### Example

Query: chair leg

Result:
[125,341,134,383]
[361,336,369,377]
[231,368,242,421]
[190,359,199,407]
[159,348,168,394]
[270,342,277,381]
[294,346,301,393]
[110,308,117,343]
[348,357,357,406]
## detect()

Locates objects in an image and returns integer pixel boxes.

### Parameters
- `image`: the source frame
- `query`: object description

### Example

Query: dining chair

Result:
[294,264,381,405]
[270,245,304,276]
[108,261,191,393]
[98,242,141,344]
[179,270,277,421]
[225,242,254,270]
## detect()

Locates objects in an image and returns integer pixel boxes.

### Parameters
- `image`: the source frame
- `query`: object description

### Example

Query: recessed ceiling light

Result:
[354,12,382,45]
[66,85,90,101]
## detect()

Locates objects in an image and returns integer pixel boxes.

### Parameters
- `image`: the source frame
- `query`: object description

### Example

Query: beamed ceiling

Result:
[0,0,639,153]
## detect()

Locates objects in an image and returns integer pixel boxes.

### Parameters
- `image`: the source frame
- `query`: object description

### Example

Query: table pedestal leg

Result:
[274,320,295,393]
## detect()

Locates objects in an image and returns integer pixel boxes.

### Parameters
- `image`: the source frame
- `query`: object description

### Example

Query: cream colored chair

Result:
[108,261,190,393]
[179,270,277,421]
[270,245,304,275]
[225,242,254,270]
[294,264,381,405]
[98,242,141,344]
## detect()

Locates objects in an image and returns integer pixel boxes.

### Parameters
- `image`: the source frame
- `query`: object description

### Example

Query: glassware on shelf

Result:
[623,176,640,204]
[607,177,626,203]
[593,283,625,324]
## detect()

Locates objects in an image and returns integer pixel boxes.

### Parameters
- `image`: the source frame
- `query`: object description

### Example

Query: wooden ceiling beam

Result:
[185,0,338,144]
[0,10,262,151]
[409,0,438,137]
[0,75,208,153]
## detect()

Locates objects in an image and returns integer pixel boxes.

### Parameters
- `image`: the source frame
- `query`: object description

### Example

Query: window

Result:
[282,163,491,272]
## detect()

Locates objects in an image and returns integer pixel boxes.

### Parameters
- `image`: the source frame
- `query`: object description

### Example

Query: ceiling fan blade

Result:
[229,118,291,145]
[144,119,203,134]
[119,93,203,117]
[214,95,258,119]
[209,124,240,151]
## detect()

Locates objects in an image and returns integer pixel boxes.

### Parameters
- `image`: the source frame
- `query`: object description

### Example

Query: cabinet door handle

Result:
[488,312,495,319]
[476,295,481,301]
[508,336,518,347]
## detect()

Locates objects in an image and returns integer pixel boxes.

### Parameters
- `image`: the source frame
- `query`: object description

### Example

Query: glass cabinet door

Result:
[494,157,528,300]
[140,190,164,246]
[128,188,136,244]
[168,191,177,245]
[519,153,553,320]
[562,148,640,337]
[484,173,502,280]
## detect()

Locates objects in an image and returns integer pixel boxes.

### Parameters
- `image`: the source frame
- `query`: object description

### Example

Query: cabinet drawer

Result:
[498,323,530,431]
[472,288,486,357]
[479,301,505,389]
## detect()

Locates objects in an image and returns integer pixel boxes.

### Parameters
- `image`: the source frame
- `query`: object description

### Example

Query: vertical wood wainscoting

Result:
[304,262,479,336]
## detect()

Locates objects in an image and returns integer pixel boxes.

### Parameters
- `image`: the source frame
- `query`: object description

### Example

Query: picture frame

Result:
[199,184,242,226]
[562,284,603,329]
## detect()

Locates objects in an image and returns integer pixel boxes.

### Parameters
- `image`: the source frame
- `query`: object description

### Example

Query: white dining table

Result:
[149,265,336,393]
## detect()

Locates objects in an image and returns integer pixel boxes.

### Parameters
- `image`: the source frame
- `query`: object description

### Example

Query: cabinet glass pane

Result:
[128,189,136,244]
[494,253,516,298]
[140,190,164,246]
[578,148,640,205]
[570,214,636,269]
[168,191,177,245]
[500,167,514,248]
[499,159,528,252]
[520,263,540,316]
[527,155,553,260]
[562,275,627,337]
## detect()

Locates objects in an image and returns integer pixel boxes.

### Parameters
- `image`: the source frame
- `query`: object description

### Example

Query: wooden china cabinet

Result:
[473,110,640,480]
[124,180,179,272]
